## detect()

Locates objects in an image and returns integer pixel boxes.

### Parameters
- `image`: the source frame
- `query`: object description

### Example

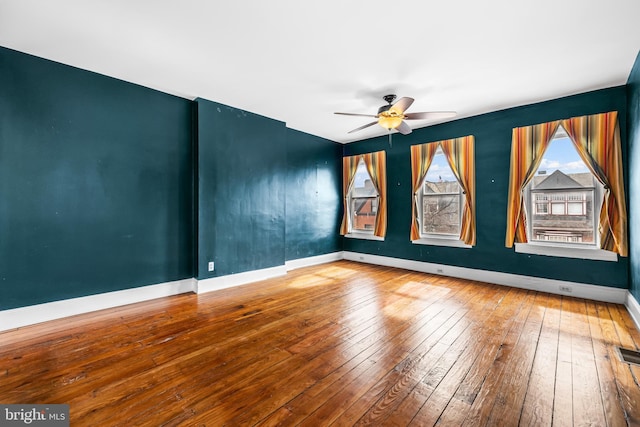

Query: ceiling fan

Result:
[334,94,456,135]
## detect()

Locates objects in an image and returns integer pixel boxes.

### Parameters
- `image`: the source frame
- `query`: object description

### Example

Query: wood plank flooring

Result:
[1,260,640,426]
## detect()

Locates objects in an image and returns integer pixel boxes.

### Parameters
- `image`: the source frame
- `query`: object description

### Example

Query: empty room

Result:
[2,1,640,425]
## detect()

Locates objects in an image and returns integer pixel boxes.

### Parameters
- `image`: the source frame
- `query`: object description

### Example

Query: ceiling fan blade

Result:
[396,121,412,135]
[334,112,378,118]
[389,97,414,115]
[348,121,378,134]
[404,111,457,120]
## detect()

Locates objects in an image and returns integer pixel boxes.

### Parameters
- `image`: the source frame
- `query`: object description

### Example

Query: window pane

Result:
[421,149,462,236]
[551,203,565,215]
[352,161,377,197]
[349,159,378,232]
[527,125,600,246]
[536,203,548,214]
[567,202,583,215]
[422,194,461,235]
[351,197,377,231]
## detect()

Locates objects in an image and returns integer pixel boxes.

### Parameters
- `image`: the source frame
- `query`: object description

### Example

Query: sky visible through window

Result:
[355,131,588,187]
[422,132,588,183]
[353,160,370,188]
[538,136,589,175]
[426,149,455,182]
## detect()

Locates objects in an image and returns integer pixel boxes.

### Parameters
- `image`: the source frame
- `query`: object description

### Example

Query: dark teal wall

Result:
[0,47,342,311]
[0,47,194,309]
[285,129,342,261]
[195,99,287,279]
[628,51,640,301]
[344,87,629,288]
[195,100,341,279]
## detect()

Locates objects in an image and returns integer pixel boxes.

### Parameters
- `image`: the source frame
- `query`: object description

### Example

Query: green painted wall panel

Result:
[196,99,287,278]
[628,51,640,301]
[285,129,342,260]
[344,87,629,288]
[0,47,194,309]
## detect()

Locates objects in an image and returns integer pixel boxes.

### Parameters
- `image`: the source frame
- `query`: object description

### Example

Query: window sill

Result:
[412,237,472,248]
[514,243,618,262]
[345,232,384,241]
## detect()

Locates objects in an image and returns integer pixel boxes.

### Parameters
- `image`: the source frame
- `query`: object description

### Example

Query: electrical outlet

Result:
[208,261,215,272]
[559,285,572,293]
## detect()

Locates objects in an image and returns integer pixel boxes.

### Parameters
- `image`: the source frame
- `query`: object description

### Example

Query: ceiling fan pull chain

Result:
[388,131,392,148]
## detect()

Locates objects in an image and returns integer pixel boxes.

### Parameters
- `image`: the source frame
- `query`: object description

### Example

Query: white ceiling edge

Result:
[0,0,639,144]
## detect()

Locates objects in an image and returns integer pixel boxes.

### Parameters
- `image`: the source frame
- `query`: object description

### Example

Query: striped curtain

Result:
[340,151,387,237]
[339,155,362,235]
[441,135,476,245]
[410,143,438,240]
[505,121,560,247]
[561,112,627,256]
[410,136,475,245]
[362,150,387,237]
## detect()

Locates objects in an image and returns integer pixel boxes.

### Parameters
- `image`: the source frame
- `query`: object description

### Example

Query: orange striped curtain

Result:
[561,112,627,256]
[441,135,476,245]
[505,121,560,247]
[410,143,438,240]
[339,155,362,235]
[362,150,387,237]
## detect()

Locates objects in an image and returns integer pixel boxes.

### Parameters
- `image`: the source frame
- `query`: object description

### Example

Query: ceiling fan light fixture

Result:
[377,113,403,130]
[336,94,454,135]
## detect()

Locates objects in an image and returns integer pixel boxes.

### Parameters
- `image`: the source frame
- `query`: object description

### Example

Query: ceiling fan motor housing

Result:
[382,94,397,104]
[378,94,397,115]
[377,104,391,115]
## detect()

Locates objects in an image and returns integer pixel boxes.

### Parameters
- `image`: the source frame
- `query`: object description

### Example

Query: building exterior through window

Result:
[349,159,378,233]
[351,179,378,231]
[527,170,599,244]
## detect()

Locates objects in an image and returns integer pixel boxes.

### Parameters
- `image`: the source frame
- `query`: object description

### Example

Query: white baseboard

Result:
[343,252,627,304]
[196,265,287,294]
[1,251,632,333]
[0,278,196,332]
[626,292,640,332]
[285,251,344,271]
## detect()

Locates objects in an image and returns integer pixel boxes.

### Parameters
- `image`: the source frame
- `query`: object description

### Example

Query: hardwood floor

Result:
[1,260,640,426]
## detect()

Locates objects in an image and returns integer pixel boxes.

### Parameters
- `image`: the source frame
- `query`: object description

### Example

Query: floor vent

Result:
[617,347,640,366]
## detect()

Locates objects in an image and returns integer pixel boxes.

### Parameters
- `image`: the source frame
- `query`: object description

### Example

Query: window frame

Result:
[344,158,384,241]
[514,125,615,261]
[412,147,470,248]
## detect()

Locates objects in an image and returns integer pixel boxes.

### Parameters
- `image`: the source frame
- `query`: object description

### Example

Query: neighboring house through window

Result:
[527,169,601,244]
[506,113,627,261]
[350,159,378,233]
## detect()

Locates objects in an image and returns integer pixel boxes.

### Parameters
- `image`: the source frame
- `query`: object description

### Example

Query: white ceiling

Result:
[1,0,639,143]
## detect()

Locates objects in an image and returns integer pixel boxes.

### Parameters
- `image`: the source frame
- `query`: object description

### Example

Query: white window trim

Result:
[345,232,384,241]
[412,235,471,248]
[515,242,617,262]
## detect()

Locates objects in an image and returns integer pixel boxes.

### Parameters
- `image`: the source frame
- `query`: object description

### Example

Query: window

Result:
[418,147,463,237]
[410,135,475,248]
[349,159,378,233]
[505,112,628,261]
[340,151,387,240]
[523,125,602,250]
